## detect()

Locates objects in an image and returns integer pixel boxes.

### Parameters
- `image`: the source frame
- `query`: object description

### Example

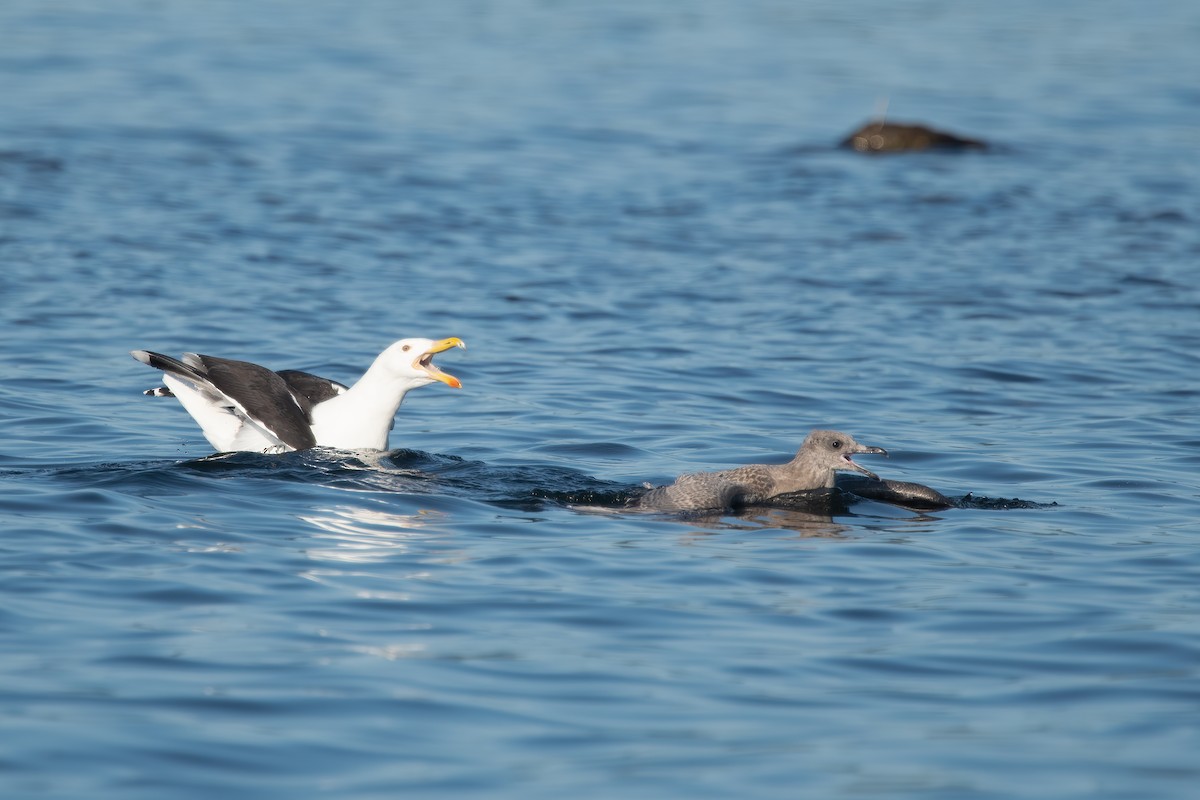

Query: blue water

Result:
[3,1,1200,797]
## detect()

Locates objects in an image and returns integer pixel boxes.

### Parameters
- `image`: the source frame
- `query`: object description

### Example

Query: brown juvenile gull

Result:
[636,429,887,512]
[131,337,465,453]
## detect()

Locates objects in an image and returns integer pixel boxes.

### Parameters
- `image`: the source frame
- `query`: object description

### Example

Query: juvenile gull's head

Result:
[797,429,887,481]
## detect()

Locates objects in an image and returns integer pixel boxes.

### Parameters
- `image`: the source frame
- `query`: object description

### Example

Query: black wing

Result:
[190,354,318,450]
[276,370,348,406]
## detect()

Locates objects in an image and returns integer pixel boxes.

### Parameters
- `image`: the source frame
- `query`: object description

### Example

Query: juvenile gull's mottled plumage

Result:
[131,337,465,453]
[637,429,887,512]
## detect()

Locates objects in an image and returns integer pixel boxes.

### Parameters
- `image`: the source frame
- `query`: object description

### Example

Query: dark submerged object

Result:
[840,120,987,153]
[835,475,955,511]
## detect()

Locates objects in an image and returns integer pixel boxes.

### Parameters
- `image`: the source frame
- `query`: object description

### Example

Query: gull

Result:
[131,337,464,453]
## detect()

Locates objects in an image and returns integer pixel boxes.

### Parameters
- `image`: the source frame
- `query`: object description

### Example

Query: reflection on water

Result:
[350,640,431,661]
[300,504,445,563]
[706,507,852,537]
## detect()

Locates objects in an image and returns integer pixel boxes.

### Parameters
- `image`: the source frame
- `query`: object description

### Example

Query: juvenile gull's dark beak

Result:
[843,443,887,481]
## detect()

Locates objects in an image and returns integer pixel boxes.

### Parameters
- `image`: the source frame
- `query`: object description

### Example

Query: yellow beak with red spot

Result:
[415,337,466,388]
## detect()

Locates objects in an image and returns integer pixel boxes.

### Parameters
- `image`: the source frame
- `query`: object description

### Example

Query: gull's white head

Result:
[379,337,466,388]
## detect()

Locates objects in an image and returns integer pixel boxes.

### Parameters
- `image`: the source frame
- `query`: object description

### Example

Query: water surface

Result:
[2,1,1199,798]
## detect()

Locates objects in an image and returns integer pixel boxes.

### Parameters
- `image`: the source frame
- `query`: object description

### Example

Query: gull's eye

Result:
[830,440,842,449]
[401,345,411,352]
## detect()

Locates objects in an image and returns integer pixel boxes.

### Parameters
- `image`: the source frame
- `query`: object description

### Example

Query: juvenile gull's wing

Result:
[638,466,775,511]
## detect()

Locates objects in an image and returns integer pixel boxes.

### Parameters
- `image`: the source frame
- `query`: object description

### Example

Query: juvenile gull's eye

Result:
[831,440,842,449]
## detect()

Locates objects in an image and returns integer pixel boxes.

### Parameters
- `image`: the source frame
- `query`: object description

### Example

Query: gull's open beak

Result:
[843,444,887,481]
[416,337,466,388]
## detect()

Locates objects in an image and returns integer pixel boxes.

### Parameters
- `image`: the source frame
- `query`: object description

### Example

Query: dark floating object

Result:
[955,493,1057,511]
[835,475,955,511]
[840,120,987,153]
